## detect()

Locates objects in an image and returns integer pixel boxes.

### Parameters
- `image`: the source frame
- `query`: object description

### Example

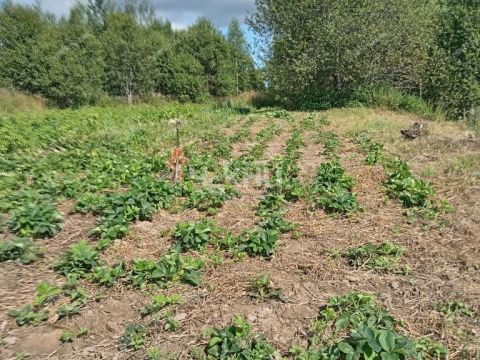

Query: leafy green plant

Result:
[310,161,360,214]
[163,311,180,332]
[186,186,238,214]
[0,238,44,264]
[384,158,434,208]
[353,133,385,165]
[415,338,448,359]
[173,220,216,252]
[294,292,441,360]
[203,316,277,359]
[54,240,101,278]
[119,323,147,350]
[344,242,406,272]
[248,275,287,303]
[9,200,63,238]
[8,305,48,326]
[129,253,204,288]
[238,229,279,257]
[142,294,183,316]
[436,301,475,318]
[60,328,89,343]
[89,263,126,287]
[34,282,62,306]
[58,279,88,319]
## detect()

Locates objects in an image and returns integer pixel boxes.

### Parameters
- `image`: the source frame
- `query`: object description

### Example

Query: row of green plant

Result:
[8,278,87,326]
[310,128,361,214]
[53,240,205,290]
[292,292,447,360]
[352,133,452,221]
[187,292,449,359]
[243,125,306,257]
[310,161,361,214]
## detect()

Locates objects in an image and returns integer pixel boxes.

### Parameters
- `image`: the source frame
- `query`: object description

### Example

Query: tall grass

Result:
[0,89,46,114]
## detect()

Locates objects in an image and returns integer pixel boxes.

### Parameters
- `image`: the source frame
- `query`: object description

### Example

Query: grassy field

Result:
[0,103,479,359]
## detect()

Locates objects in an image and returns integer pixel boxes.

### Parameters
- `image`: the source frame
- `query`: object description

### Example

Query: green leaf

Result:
[338,342,356,354]
[379,331,396,352]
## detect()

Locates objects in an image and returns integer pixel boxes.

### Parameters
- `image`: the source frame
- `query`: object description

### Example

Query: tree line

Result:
[0,0,263,107]
[249,0,480,120]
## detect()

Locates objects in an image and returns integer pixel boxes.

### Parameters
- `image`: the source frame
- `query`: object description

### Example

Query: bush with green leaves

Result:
[0,238,44,264]
[54,240,101,278]
[8,200,63,238]
[202,316,278,359]
[129,253,204,289]
[344,242,406,272]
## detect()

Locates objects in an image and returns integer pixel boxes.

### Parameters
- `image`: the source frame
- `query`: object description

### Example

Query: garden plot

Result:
[0,105,478,359]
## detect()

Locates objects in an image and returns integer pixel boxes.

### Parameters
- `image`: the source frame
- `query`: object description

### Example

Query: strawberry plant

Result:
[60,328,90,343]
[89,263,126,287]
[141,294,183,317]
[238,229,279,257]
[186,186,238,214]
[119,323,147,350]
[203,316,277,359]
[9,200,63,238]
[172,220,216,252]
[8,305,49,326]
[436,301,475,318]
[353,133,384,165]
[248,275,287,303]
[34,282,62,306]
[344,242,406,272]
[128,253,204,288]
[310,162,360,214]
[54,240,101,278]
[293,292,440,360]
[0,238,44,264]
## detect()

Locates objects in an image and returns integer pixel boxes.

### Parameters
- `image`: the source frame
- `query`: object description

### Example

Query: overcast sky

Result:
[15,0,256,29]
